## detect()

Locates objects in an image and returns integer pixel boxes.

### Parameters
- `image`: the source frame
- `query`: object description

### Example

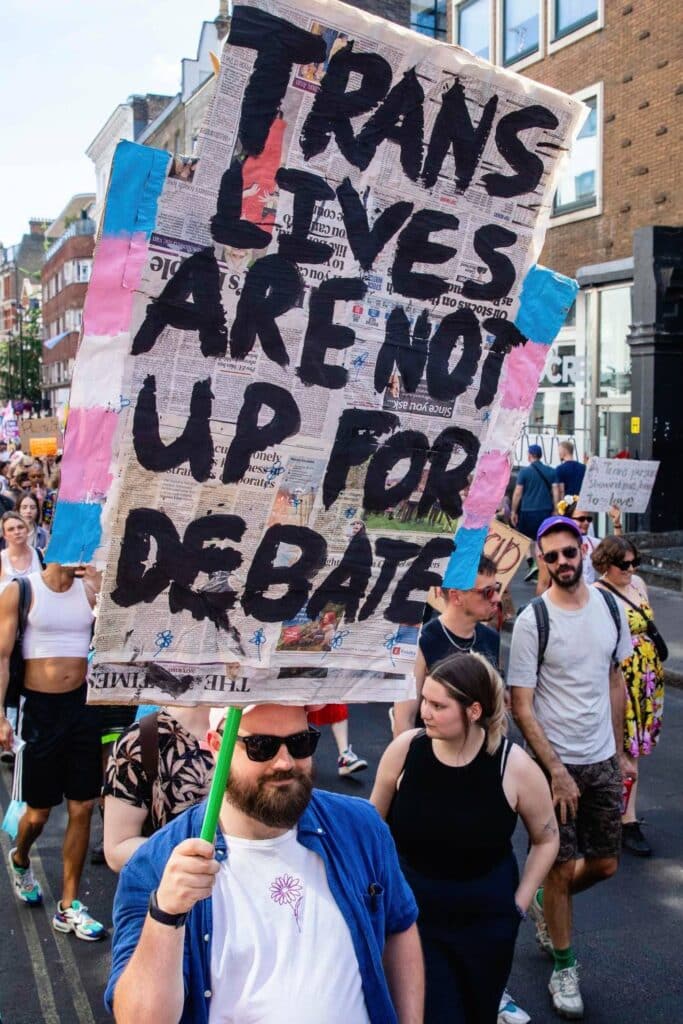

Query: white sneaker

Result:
[529,889,553,956]
[498,989,531,1023]
[337,747,368,776]
[52,900,106,941]
[9,848,43,906]
[549,964,584,1019]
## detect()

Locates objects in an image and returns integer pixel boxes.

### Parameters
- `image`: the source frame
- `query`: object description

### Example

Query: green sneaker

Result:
[9,848,43,906]
[529,888,553,956]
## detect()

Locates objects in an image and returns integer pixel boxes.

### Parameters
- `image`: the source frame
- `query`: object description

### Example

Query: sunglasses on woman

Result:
[229,727,321,762]
[614,557,640,571]
[573,515,593,523]
[542,545,580,564]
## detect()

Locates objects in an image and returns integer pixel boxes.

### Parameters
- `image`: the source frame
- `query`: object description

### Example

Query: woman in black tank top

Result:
[372,653,559,1024]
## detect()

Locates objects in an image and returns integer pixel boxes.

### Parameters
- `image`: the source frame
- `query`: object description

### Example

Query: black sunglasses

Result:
[228,727,321,762]
[614,557,640,571]
[573,515,593,523]
[543,545,580,564]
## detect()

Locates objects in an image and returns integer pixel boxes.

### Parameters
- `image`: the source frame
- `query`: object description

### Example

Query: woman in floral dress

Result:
[593,536,664,857]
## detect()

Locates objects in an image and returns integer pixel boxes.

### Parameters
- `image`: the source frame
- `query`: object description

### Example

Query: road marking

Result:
[0,784,60,1024]
[0,769,96,1024]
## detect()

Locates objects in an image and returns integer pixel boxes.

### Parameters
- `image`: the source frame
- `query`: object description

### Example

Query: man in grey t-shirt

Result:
[509,516,634,1021]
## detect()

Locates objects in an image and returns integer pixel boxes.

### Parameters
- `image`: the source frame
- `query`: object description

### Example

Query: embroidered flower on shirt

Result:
[269,873,304,932]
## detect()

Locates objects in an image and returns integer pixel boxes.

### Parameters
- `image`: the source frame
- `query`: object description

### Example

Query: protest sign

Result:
[578,457,659,514]
[47,0,584,706]
[20,416,61,453]
[29,438,58,458]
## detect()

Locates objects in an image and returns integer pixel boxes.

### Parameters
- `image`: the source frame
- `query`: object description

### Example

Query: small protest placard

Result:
[20,417,61,454]
[578,457,659,513]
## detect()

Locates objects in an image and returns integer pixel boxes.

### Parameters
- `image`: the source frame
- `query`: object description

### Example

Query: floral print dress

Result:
[622,602,665,758]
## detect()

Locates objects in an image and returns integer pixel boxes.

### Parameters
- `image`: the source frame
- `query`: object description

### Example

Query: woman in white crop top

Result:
[0,511,42,588]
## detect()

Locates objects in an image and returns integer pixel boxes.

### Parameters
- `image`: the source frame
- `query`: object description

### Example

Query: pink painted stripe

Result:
[83,232,149,336]
[462,450,510,529]
[500,341,549,410]
[58,407,119,502]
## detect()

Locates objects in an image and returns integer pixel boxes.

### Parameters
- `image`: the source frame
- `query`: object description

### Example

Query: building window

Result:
[502,0,540,64]
[553,92,599,216]
[456,0,490,58]
[411,0,448,39]
[554,0,597,39]
[598,286,631,399]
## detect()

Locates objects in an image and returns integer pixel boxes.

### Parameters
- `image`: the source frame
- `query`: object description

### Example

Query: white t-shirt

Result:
[209,829,371,1024]
[508,586,632,765]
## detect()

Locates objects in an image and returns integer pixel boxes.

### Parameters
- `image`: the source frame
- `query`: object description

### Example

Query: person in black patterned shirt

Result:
[103,706,213,872]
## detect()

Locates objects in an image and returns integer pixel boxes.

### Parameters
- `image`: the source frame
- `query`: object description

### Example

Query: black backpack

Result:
[5,577,32,710]
[530,588,622,673]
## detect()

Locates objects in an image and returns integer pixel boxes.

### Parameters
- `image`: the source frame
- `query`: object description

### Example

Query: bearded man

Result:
[509,517,634,1020]
[107,703,423,1024]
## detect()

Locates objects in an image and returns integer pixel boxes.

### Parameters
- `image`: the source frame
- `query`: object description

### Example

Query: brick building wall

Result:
[523,0,681,279]
[347,0,410,27]
[41,231,94,368]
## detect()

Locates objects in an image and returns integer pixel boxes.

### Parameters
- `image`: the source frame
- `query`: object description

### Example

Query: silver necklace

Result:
[439,620,475,652]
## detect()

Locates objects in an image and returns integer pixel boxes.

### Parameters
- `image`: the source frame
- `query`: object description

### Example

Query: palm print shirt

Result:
[103,710,214,831]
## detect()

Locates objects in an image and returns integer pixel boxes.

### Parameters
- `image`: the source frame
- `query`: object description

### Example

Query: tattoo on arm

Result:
[542,817,558,836]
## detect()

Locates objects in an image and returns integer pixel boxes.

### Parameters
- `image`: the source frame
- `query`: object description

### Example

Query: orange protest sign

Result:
[29,437,58,458]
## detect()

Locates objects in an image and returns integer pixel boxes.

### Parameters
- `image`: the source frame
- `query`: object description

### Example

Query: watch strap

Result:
[148,888,188,928]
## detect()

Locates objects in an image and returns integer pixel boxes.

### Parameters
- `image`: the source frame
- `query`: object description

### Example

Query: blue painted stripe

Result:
[102,141,169,239]
[442,525,490,589]
[45,502,102,564]
[514,264,579,345]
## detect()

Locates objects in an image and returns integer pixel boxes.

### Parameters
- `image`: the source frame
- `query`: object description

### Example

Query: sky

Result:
[0,0,221,246]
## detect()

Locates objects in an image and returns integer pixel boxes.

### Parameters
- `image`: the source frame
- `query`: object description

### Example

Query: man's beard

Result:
[225,766,313,828]
[548,558,583,589]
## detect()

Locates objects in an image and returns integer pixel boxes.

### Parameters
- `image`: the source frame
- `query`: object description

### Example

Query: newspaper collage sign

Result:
[48,0,585,706]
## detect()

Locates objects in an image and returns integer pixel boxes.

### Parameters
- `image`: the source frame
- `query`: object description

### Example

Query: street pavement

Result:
[1,589,682,1022]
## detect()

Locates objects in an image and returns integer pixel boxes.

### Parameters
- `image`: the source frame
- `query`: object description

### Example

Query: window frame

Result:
[496,0,545,70]
[549,0,603,53]
[410,0,449,40]
[453,0,494,60]
[550,81,603,228]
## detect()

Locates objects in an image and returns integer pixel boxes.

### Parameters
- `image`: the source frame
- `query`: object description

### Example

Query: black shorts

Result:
[21,685,103,808]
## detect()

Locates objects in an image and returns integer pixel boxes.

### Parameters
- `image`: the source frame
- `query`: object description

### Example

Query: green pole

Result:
[200,706,242,843]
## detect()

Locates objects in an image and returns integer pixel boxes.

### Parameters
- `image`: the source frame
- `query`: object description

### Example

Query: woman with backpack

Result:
[102,706,213,872]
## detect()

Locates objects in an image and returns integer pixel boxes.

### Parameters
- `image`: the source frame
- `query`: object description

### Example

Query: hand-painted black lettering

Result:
[228,5,326,155]
[111,509,182,606]
[358,538,420,620]
[426,308,481,401]
[391,210,458,300]
[300,41,392,165]
[484,105,560,198]
[386,537,454,623]
[169,515,245,628]
[222,382,301,484]
[276,168,335,264]
[323,409,399,510]
[132,247,227,358]
[133,375,213,482]
[418,427,480,517]
[422,80,498,192]
[230,254,303,365]
[475,317,527,409]
[306,530,373,623]
[242,524,327,622]
[355,68,425,180]
[211,160,273,250]
[462,224,517,300]
[336,177,413,271]
[375,306,430,395]
[298,276,366,389]
[364,430,429,512]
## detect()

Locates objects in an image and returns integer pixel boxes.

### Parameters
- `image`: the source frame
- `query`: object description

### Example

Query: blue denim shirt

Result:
[106,791,418,1023]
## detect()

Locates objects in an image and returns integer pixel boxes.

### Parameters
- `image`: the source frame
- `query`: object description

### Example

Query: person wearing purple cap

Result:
[508,516,634,1020]
[510,447,558,582]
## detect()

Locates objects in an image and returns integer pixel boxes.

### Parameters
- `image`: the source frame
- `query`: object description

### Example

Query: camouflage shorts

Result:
[555,755,622,863]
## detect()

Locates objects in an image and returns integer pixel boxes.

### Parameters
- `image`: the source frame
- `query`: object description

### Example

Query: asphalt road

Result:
[1,691,682,1024]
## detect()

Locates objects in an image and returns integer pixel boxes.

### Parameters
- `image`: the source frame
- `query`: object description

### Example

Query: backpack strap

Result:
[530,596,550,674]
[139,711,160,804]
[530,461,554,500]
[595,587,622,665]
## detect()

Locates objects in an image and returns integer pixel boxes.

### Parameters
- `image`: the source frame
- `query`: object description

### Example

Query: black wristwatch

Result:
[148,888,188,928]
